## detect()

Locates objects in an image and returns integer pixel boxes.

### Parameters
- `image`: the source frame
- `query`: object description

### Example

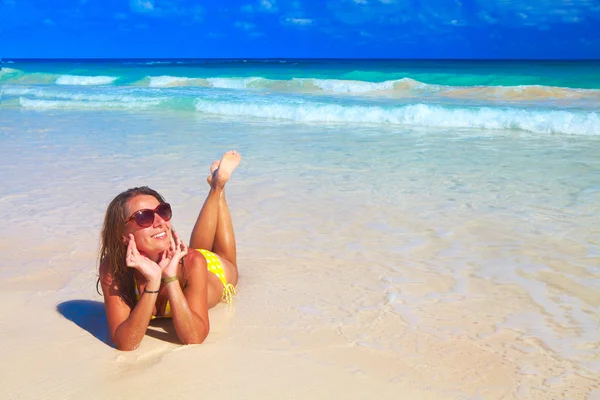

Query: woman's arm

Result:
[162,250,210,344]
[99,261,161,351]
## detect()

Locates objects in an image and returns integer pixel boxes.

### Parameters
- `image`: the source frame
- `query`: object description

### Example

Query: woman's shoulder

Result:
[182,249,207,279]
[98,258,116,287]
[184,249,207,268]
[99,258,109,274]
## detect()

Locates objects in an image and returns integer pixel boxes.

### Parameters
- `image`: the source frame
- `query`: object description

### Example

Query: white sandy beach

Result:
[1,109,599,399]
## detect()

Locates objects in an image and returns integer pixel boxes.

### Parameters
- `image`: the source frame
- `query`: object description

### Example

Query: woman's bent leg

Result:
[189,186,221,251]
[213,192,236,267]
[189,151,240,280]
[213,192,238,286]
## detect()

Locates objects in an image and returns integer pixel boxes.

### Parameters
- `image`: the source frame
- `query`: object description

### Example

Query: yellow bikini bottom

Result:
[134,249,236,319]
[195,249,236,304]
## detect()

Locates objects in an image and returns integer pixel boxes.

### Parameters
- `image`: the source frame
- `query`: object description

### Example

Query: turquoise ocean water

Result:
[1,59,600,134]
[1,59,599,390]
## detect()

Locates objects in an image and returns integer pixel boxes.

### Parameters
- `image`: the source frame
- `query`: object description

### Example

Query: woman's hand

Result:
[125,234,162,288]
[158,231,188,279]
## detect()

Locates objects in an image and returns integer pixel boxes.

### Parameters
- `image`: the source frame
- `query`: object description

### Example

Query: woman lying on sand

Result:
[98,150,241,351]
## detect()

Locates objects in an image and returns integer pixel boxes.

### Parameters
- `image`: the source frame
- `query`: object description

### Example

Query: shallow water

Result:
[1,107,598,387]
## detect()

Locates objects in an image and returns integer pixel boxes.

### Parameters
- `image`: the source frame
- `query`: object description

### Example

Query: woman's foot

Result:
[206,160,220,185]
[208,150,241,189]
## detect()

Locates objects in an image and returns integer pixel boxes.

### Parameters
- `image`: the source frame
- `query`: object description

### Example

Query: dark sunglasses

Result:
[124,203,172,228]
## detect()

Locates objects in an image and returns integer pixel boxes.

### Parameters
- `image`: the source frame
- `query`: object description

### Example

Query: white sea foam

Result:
[5,69,598,106]
[147,76,262,89]
[137,76,598,103]
[19,97,159,110]
[55,75,117,85]
[307,78,397,93]
[8,83,599,135]
[194,99,600,135]
[0,67,21,76]
[206,77,261,89]
[147,75,206,87]
[4,86,160,103]
[6,71,600,136]
[146,76,419,94]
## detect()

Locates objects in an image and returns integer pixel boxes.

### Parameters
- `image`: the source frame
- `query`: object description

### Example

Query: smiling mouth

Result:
[152,232,167,239]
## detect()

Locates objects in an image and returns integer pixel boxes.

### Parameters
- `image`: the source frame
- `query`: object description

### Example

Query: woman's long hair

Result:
[97,186,167,307]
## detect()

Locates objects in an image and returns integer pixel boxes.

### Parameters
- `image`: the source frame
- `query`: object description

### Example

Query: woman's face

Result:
[123,194,172,257]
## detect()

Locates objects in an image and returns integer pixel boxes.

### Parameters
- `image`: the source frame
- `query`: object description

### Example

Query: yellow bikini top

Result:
[133,249,236,319]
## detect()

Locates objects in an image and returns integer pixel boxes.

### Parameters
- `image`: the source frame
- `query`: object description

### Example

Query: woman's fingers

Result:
[172,231,185,253]
[172,231,180,250]
[126,235,136,266]
[125,231,188,277]
[130,234,141,256]
[127,234,140,259]
[171,231,179,251]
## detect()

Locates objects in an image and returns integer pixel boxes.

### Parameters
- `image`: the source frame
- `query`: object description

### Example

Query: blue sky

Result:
[1,0,599,59]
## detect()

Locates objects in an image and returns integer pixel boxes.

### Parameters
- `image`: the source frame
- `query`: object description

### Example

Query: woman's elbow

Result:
[116,343,139,351]
[181,323,209,345]
[112,336,140,351]
[181,337,206,345]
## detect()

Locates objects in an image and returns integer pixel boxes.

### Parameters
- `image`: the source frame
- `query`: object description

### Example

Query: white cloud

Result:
[284,17,314,25]
[475,0,598,25]
[479,11,497,23]
[125,0,206,24]
[43,18,56,26]
[329,0,415,26]
[260,0,277,12]
[242,0,278,13]
[130,0,155,13]
[326,0,598,31]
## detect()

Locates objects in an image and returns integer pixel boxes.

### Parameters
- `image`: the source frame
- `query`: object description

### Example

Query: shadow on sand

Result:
[57,300,181,347]
[57,300,114,347]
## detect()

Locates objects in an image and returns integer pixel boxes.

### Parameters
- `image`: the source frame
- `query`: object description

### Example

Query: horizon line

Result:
[2,56,600,62]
